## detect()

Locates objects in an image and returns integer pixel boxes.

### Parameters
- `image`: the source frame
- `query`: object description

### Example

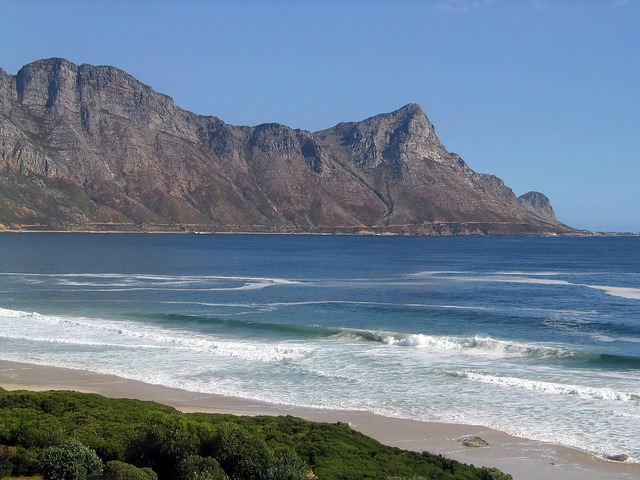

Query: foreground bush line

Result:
[0,388,512,480]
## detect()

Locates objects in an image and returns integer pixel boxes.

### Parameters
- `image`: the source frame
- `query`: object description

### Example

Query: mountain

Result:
[0,58,574,235]
[518,191,558,223]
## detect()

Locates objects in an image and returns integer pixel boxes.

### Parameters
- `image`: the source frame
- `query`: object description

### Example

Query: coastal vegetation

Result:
[0,388,512,480]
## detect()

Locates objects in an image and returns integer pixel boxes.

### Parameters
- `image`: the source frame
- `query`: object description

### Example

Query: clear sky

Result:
[1,0,638,232]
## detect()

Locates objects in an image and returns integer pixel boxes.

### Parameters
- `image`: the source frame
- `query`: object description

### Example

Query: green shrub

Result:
[176,455,229,480]
[37,440,102,480]
[125,413,198,479]
[0,443,17,477]
[213,423,276,480]
[0,389,513,480]
[387,477,429,480]
[267,450,309,480]
[11,445,39,476]
[104,460,158,480]
[479,468,514,480]
[25,425,69,449]
[211,423,308,480]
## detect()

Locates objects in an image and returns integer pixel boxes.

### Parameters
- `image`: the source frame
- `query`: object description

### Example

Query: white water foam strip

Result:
[0,306,598,362]
[583,285,640,300]
[349,330,573,359]
[407,271,640,301]
[7,270,639,300]
[0,307,308,362]
[611,410,640,420]
[461,371,640,401]
[0,307,35,318]
[161,300,489,312]
[1,332,304,362]
[0,272,298,282]
[0,273,300,291]
[494,271,566,276]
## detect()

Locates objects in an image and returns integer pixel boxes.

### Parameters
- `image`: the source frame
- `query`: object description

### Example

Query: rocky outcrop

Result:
[606,453,630,462]
[0,58,575,235]
[460,436,490,448]
[518,191,558,223]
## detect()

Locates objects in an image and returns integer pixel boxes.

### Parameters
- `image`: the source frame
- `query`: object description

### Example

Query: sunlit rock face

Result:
[0,58,573,235]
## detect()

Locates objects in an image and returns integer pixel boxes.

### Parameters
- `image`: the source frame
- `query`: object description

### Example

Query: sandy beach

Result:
[0,360,636,480]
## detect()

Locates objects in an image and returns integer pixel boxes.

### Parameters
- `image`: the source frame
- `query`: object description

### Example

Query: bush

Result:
[8,420,68,449]
[267,450,309,480]
[212,423,308,480]
[104,460,158,480]
[213,423,275,480]
[177,455,229,480]
[38,440,103,480]
[0,444,17,477]
[126,413,198,478]
[479,468,514,480]
[0,389,512,480]
[11,445,39,476]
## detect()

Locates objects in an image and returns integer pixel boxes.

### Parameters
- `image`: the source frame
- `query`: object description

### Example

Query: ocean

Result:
[0,233,639,462]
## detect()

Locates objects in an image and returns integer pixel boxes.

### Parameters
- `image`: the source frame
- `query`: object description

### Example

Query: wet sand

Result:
[0,360,636,479]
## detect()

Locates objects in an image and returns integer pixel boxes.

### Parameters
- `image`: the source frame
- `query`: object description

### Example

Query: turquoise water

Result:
[1,234,639,461]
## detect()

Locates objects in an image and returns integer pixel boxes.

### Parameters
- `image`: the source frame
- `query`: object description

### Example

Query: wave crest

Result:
[0,307,38,318]
[354,330,568,358]
[461,372,640,402]
[0,306,307,363]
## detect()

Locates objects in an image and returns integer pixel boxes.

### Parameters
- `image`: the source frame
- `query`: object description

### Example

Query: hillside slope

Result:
[0,58,574,234]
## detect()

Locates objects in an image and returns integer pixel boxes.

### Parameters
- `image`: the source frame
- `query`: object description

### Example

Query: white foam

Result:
[380,333,464,349]
[160,301,257,308]
[493,271,566,276]
[583,284,640,300]
[0,307,308,363]
[472,275,571,286]
[264,300,486,311]
[462,372,639,401]
[611,410,640,420]
[406,270,569,284]
[406,271,640,301]
[0,272,300,292]
[367,331,568,359]
[617,336,640,344]
[590,334,617,343]
[0,307,37,318]
[405,270,470,277]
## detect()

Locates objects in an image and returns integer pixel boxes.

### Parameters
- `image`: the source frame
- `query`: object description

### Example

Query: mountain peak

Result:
[0,58,574,235]
[21,57,76,70]
[394,103,425,116]
[518,191,558,222]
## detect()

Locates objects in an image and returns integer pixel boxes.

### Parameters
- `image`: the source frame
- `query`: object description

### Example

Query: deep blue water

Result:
[1,234,639,460]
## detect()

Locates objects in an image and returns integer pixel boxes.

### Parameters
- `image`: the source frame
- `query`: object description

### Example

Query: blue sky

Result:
[1,0,638,232]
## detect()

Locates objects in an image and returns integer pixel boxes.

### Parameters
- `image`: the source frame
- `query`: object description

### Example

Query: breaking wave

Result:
[0,307,307,363]
[3,306,638,369]
[349,329,576,357]
[460,371,640,402]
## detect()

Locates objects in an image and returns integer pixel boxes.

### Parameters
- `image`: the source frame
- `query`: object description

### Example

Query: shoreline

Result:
[0,360,637,479]
[0,228,636,237]
[0,226,616,237]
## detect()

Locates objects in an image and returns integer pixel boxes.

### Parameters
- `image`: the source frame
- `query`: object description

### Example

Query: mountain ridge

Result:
[0,58,576,235]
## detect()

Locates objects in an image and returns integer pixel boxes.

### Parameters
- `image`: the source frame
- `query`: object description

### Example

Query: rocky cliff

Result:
[518,191,558,223]
[0,58,574,234]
